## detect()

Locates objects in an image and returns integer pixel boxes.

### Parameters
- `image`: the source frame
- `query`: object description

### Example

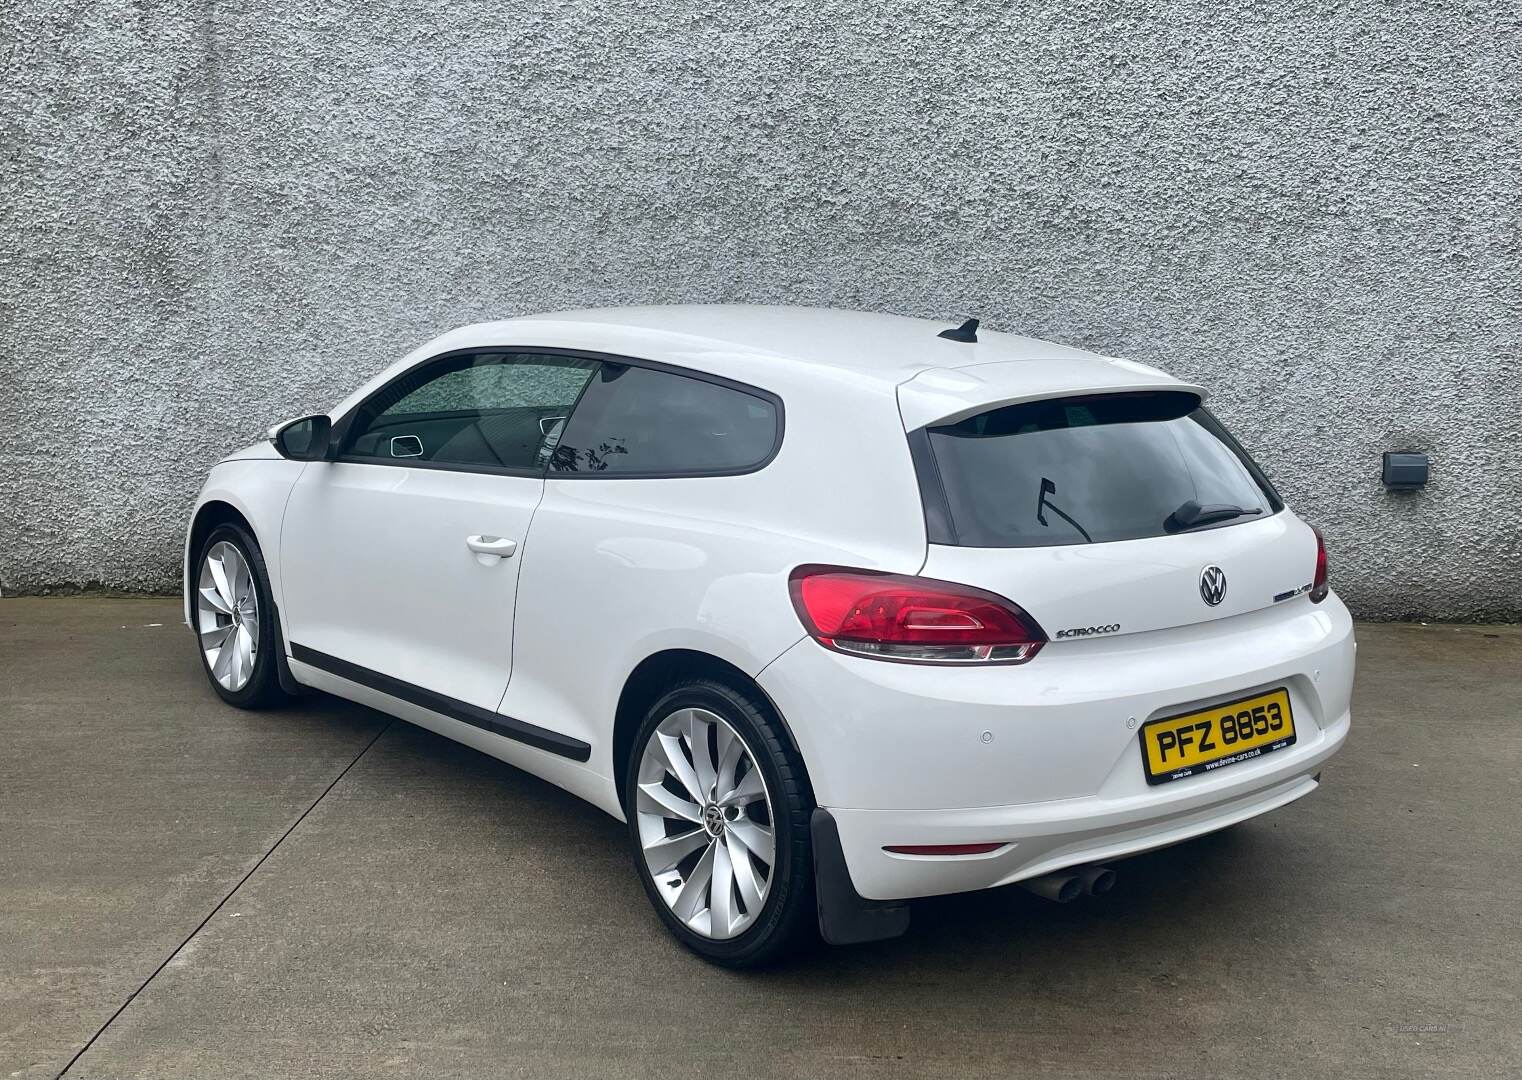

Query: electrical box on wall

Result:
[1382,452,1429,488]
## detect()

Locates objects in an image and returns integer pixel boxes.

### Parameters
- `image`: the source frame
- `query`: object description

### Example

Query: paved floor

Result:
[1,598,1517,1079]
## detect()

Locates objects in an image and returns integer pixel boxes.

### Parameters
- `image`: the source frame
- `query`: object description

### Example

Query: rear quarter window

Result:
[546,363,780,476]
[918,391,1283,548]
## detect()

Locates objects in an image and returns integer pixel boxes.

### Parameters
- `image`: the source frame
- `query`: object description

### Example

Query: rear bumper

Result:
[828,710,1345,900]
[758,593,1356,902]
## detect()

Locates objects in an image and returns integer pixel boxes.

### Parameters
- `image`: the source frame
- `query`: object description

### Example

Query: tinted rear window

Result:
[921,392,1282,548]
[546,363,779,476]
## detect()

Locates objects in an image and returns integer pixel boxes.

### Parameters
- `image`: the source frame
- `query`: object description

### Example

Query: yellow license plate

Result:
[1139,687,1296,785]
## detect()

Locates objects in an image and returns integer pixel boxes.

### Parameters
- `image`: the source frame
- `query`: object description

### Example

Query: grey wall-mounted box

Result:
[1382,452,1429,488]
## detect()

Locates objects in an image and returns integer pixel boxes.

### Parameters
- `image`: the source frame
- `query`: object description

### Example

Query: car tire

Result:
[624,676,816,968]
[192,523,292,710]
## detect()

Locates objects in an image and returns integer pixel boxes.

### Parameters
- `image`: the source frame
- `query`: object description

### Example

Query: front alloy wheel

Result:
[192,523,290,709]
[196,539,260,692]
[635,707,776,940]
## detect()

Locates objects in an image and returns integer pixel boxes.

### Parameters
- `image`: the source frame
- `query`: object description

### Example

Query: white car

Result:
[185,305,1354,966]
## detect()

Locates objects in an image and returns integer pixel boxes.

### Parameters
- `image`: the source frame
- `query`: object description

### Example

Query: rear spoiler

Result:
[896,358,1206,431]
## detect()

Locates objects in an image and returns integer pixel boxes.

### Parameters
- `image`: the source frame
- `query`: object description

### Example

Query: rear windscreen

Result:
[920,392,1283,548]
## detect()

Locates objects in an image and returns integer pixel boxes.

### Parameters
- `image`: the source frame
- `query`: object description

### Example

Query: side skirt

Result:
[288,643,592,763]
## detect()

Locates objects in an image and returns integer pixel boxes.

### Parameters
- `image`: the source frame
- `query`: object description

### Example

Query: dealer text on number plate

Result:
[1139,687,1296,785]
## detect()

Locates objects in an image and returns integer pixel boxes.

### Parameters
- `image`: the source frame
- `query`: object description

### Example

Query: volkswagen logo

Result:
[1199,565,1228,606]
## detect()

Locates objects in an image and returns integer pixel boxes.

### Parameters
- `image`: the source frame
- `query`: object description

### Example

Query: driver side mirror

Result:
[270,414,332,461]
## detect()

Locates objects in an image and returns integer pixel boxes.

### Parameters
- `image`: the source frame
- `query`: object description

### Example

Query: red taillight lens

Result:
[1310,527,1329,603]
[788,565,1047,664]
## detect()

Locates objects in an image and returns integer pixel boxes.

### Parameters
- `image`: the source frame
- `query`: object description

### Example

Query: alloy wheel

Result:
[196,540,259,692]
[635,707,776,940]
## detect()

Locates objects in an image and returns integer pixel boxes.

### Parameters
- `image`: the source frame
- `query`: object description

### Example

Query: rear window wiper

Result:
[1037,477,1093,543]
[1164,499,1263,533]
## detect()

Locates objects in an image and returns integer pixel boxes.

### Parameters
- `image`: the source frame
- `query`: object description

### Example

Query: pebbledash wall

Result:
[1,1,1518,618]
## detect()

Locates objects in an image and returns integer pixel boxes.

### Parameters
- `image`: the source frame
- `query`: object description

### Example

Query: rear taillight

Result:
[1310,526,1329,603]
[788,565,1046,664]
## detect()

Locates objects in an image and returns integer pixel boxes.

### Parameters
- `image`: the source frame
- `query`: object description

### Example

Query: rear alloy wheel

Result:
[194,524,291,709]
[626,679,815,966]
[636,707,776,940]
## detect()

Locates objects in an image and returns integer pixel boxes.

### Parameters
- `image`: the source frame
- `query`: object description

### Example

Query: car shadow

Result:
[295,694,1304,982]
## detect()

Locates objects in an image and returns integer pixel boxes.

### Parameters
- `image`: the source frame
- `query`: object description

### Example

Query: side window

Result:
[342,352,598,471]
[547,364,779,476]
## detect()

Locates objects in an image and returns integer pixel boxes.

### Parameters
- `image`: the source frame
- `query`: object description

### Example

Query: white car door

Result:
[280,349,599,714]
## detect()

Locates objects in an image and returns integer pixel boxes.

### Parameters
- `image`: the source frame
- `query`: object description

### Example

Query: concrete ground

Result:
[1,598,1517,1080]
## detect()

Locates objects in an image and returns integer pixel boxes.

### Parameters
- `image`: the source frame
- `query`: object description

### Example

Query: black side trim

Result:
[811,809,911,946]
[289,643,592,762]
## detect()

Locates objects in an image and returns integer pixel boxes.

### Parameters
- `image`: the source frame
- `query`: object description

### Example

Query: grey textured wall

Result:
[2,1,1518,618]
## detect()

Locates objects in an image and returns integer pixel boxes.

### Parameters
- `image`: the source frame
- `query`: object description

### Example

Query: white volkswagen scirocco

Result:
[186,306,1354,965]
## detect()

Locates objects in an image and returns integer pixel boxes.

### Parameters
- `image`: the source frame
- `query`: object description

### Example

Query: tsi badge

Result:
[1199,565,1228,606]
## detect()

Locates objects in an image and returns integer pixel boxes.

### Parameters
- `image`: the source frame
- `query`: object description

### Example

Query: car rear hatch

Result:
[898,362,1320,640]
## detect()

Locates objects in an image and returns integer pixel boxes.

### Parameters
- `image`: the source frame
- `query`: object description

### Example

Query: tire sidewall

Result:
[194,523,280,708]
[624,679,813,966]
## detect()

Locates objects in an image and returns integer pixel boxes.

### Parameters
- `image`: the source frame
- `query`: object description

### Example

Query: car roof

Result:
[506,305,1103,379]
[330,305,1197,426]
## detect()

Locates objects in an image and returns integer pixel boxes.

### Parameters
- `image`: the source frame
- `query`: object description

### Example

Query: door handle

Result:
[466,535,518,559]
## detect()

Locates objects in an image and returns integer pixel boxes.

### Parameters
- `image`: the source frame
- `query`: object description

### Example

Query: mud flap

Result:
[811,808,910,946]
[270,600,309,697]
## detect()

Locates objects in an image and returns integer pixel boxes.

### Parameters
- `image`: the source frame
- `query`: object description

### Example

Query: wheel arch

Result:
[611,648,810,814]
[185,500,258,624]
[186,497,305,697]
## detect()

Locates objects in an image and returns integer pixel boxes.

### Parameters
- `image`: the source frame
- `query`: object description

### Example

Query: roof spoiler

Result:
[897,359,1205,432]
